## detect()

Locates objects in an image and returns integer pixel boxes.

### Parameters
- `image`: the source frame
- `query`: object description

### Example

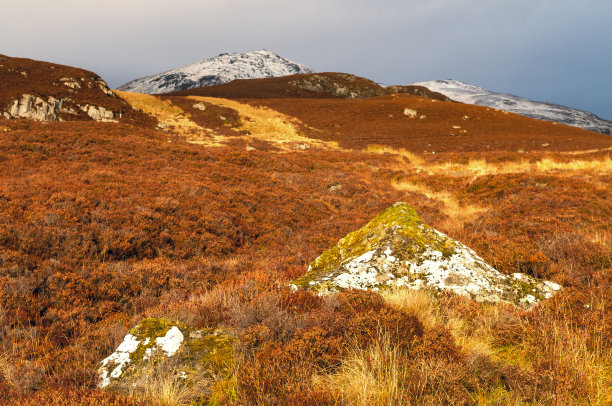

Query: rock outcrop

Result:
[4,94,117,122]
[98,318,235,402]
[0,54,155,127]
[289,73,387,99]
[6,94,62,121]
[77,103,116,122]
[292,203,561,307]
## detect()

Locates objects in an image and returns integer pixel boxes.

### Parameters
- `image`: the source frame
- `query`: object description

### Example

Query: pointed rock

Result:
[293,203,561,307]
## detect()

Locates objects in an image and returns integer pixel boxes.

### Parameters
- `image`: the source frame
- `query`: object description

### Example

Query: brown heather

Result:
[0,55,610,404]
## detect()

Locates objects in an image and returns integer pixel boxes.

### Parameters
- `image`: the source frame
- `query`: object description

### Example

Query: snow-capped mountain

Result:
[118,50,314,94]
[413,80,611,135]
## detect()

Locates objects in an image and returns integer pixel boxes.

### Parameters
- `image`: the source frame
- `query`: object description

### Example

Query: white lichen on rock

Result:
[97,318,235,401]
[293,202,561,307]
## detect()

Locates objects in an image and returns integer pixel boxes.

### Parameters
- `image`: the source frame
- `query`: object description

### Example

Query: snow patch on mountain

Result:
[413,80,612,135]
[118,50,314,94]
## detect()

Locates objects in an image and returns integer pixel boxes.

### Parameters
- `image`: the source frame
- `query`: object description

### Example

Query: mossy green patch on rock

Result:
[128,317,179,363]
[293,202,456,292]
[292,202,562,307]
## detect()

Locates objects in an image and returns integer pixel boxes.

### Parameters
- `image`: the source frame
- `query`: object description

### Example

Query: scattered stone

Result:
[404,108,418,118]
[193,102,207,111]
[328,183,343,192]
[60,77,81,90]
[292,203,561,307]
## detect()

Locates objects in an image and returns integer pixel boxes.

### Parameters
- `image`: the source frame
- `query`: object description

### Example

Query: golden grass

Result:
[420,156,611,176]
[116,91,209,139]
[391,180,488,232]
[382,289,440,329]
[188,96,339,150]
[562,146,612,155]
[116,91,339,150]
[541,304,612,405]
[364,144,425,166]
[314,334,409,406]
[365,144,612,177]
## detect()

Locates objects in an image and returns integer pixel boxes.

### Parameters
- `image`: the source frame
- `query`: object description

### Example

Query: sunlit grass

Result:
[188,96,339,150]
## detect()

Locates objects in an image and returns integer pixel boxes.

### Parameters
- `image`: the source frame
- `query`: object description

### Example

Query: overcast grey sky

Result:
[2,0,611,119]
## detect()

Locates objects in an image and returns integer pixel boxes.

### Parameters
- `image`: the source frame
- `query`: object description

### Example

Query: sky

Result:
[2,0,611,119]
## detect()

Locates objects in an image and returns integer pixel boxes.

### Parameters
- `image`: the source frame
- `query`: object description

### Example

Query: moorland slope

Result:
[1,56,610,405]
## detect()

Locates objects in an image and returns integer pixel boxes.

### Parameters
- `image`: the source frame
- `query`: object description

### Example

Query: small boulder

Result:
[292,203,561,307]
[98,318,235,402]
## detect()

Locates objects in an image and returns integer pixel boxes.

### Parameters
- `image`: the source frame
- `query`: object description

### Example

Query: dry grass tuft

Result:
[382,289,440,329]
[314,334,409,406]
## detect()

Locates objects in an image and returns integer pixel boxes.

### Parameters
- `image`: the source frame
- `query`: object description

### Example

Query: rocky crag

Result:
[0,54,151,125]
[292,203,562,307]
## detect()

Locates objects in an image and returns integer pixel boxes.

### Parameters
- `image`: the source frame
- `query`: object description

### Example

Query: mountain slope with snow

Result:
[118,50,314,94]
[413,80,611,135]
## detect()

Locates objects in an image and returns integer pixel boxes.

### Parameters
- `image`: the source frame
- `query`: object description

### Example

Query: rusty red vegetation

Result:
[0,57,610,404]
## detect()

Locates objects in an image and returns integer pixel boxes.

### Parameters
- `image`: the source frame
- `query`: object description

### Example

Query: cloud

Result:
[1,0,610,118]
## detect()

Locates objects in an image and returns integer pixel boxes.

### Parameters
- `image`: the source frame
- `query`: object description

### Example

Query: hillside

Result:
[0,54,153,127]
[118,50,314,94]
[168,72,452,102]
[1,57,611,405]
[415,79,612,135]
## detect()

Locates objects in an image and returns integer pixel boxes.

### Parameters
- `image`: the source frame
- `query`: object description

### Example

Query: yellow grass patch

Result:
[188,96,338,150]
[116,91,199,132]
[382,289,440,329]
[364,144,612,177]
[364,144,426,166]
[391,180,487,231]
[562,146,612,155]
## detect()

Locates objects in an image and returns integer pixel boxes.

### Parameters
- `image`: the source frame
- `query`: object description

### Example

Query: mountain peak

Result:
[118,50,314,94]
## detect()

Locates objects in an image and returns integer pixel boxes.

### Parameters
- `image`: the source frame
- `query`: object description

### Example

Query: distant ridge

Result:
[414,79,612,135]
[118,50,314,94]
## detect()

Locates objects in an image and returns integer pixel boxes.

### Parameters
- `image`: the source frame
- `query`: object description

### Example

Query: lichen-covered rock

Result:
[98,318,235,401]
[292,203,561,307]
